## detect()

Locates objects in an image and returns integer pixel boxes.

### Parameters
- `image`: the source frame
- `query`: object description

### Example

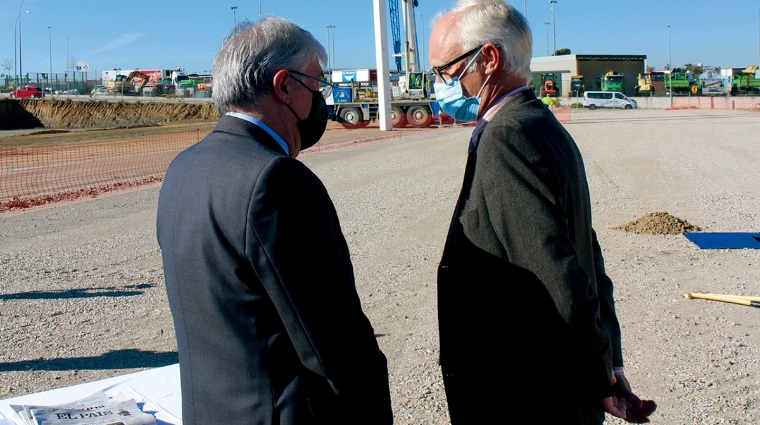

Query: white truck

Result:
[326,68,440,128]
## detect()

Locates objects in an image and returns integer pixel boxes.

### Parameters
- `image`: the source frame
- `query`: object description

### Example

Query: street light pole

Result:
[48,26,53,93]
[15,14,21,85]
[259,0,262,20]
[231,6,238,27]
[18,0,28,86]
[544,22,549,56]
[418,12,426,71]
[667,24,672,107]
[66,36,69,91]
[757,5,759,66]
[326,25,333,74]
[524,0,527,18]
[331,25,336,71]
[550,0,557,56]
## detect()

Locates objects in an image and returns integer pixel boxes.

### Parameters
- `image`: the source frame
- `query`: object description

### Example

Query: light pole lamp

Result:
[550,0,557,56]
[544,22,549,56]
[231,6,238,27]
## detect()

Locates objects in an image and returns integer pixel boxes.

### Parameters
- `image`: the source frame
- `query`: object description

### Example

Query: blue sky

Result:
[3,0,760,78]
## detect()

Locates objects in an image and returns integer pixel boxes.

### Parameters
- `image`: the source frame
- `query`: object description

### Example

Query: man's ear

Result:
[482,43,501,75]
[271,69,291,103]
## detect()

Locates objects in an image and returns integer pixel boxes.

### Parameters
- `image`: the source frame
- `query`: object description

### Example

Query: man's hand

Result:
[601,395,627,419]
[604,372,657,423]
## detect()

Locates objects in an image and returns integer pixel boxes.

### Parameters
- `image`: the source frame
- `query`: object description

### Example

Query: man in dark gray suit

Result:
[156,17,392,425]
[429,1,656,423]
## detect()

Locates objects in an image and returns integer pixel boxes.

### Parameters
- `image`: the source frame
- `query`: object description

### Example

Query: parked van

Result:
[582,91,637,110]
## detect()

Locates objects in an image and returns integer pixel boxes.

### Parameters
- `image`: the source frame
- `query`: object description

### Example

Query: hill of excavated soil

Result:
[0,99,220,130]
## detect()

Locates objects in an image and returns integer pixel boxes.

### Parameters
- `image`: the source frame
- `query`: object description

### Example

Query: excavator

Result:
[125,71,151,94]
[107,70,151,95]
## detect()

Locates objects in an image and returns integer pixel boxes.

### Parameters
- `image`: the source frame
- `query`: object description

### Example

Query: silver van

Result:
[583,91,637,110]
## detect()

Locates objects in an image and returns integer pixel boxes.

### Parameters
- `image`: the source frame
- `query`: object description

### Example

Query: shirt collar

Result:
[225,111,290,156]
[469,85,530,152]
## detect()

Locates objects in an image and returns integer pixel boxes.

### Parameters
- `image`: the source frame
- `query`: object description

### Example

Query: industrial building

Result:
[530,54,647,97]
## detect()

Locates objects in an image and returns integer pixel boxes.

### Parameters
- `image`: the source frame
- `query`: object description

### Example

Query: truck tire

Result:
[391,106,408,128]
[407,105,432,128]
[339,107,366,129]
[588,104,597,110]
[624,104,632,110]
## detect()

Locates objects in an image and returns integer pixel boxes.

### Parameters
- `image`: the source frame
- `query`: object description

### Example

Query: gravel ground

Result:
[1,108,759,424]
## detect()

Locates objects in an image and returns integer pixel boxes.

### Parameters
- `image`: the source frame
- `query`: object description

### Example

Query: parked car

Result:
[582,91,637,110]
[9,86,44,99]
[91,85,109,96]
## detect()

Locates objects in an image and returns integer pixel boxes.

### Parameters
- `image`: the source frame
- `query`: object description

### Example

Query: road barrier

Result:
[551,106,571,123]
[667,96,760,110]
[1,129,208,212]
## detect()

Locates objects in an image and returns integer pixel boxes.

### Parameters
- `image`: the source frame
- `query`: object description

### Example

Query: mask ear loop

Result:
[475,73,492,98]
[461,46,491,99]
[457,46,485,79]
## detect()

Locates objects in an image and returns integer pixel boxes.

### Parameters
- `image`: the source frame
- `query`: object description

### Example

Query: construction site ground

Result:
[1,104,759,424]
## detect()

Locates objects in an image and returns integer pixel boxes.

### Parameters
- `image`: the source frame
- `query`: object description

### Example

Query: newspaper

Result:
[9,392,155,425]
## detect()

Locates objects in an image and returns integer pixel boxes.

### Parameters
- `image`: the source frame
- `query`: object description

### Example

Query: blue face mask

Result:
[434,49,490,122]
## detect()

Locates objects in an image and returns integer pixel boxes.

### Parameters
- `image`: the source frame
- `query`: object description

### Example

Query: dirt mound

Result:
[1,99,220,130]
[612,211,702,235]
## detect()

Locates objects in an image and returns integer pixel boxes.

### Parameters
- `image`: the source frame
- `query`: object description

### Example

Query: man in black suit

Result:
[429,1,656,423]
[156,17,392,425]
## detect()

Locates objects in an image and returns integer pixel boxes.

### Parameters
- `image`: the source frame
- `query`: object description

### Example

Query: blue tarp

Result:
[684,232,760,249]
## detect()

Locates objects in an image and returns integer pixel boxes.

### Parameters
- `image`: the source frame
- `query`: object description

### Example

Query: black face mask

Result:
[285,76,328,151]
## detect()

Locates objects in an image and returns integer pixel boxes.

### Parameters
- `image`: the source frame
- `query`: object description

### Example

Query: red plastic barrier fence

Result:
[1,129,209,212]
[668,96,760,110]
[551,106,571,123]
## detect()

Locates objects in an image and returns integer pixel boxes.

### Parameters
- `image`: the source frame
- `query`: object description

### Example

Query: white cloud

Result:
[90,33,145,54]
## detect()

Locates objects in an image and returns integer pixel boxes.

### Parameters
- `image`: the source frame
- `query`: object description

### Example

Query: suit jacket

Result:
[437,91,622,421]
[157,115,392,425]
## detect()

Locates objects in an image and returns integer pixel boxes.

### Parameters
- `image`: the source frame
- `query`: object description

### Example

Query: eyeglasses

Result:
[431,45,484,85]
[288,70,333,91]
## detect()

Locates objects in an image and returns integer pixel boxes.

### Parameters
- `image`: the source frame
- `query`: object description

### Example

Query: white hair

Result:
[451,0,533,83]
[212,17,327,114]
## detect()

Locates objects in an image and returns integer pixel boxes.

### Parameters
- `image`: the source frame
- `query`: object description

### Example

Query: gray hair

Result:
[212,17,327,114]
[451,0,532,83]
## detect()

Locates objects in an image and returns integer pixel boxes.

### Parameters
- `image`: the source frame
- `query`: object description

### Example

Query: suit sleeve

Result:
[476,123,614,398]
[592,229,623,368]
[245,157,392,423]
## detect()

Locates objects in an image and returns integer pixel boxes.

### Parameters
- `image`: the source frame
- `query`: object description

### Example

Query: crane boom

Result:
[388,0,402,73]
[402,0,420,73]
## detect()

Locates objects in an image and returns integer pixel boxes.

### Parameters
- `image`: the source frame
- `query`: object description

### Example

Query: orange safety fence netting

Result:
[1,129,209,212]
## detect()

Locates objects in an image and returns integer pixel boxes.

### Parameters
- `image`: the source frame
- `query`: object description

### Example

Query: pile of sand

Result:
[612,211,702,235]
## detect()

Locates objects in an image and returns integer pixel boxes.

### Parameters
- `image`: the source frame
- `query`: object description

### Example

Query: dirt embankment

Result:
[0,99,220,130]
